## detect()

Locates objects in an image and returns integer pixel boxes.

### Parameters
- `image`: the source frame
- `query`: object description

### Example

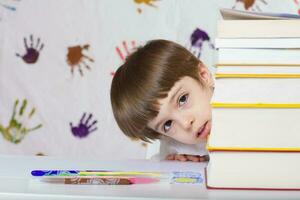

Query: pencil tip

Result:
[129,177,159,184]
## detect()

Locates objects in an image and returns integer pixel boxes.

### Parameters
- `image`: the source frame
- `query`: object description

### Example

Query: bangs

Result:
[111,39,202,142]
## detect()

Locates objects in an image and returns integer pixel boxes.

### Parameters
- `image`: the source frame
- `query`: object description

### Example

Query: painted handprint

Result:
[115,41,136,63]
[232,0,267,11]
[66,44,94,76]
[134,0,158,7]
[0,99,42,144]
[111,40,136,76]
[294,0,300,15]
[133,0,160,13]
[16,34,44,64]
[70,113,98,138]
[0,0,20,21]
[188,28,214,59]
[0,0,19,11]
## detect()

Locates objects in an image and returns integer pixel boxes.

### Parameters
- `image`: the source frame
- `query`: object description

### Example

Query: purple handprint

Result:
[16,34,44,64]
[189,28,214,58]
[70,113,98,138]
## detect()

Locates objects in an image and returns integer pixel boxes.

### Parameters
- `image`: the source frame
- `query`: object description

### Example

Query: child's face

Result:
[148,68,213,144]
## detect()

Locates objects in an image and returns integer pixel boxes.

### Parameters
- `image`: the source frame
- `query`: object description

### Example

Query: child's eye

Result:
[163,120,172,133]
[178,93,189,106]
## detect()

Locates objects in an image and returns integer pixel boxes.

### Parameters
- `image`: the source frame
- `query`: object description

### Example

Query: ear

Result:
[197,62,214,87]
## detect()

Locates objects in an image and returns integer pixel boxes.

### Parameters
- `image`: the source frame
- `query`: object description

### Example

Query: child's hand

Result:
[165,154,209,162]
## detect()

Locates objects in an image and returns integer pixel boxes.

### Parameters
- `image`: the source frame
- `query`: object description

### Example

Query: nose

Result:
[179,114,194,130]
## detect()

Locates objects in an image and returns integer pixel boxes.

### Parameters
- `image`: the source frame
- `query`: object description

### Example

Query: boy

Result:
[110,39,214,162]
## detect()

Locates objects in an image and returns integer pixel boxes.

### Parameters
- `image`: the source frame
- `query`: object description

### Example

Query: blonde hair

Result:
[110,39,204,142]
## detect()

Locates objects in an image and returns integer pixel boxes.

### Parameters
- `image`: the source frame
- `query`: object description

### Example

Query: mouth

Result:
[196,121,210,139]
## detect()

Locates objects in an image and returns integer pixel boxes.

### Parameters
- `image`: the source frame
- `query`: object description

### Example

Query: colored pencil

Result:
[38,177,159,185]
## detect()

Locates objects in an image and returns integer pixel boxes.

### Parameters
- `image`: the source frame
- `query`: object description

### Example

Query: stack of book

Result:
[206,17,300,190]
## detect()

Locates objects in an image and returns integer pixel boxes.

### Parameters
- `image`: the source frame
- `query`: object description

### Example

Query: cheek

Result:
[193,100,212,119]
[165,125,182,139]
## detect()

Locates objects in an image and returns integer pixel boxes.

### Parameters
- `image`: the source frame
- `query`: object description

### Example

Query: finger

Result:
[80,113,86,124]
[28,108,36,118]
[39,43,44,51]
[11,99,19,119]
[165,154,175,160]
[19,99,27,116]
[186,155,200,162]
[84,55,94,62]
[83,44,90,49]
[24,37,28,49]
[36,38,40,49]
[197,51,201,58]
[199,155,210,162]
[88,127,97,133]
[30,35,33,47]
[131,40,136,49]
[88,120,97,129]
[85,113,92,125]
[28,124,42,132]
[123,41,130,55]
[175,154,187,162]
[81,60,90,70]
[78,64,83,76]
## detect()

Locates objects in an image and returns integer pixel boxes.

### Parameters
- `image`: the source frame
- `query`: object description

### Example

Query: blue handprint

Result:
[70,113,98,138]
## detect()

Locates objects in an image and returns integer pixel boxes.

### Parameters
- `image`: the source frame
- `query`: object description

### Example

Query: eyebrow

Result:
[154,86,182,131]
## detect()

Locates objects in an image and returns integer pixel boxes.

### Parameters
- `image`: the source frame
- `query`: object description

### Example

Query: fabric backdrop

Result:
[0,0,298,159]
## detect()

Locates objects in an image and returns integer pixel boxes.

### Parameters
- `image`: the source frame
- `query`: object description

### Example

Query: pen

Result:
[31,170,161,177]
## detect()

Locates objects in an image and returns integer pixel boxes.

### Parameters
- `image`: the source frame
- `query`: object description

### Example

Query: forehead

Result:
[157,77,185,105]
[148,76,196,127]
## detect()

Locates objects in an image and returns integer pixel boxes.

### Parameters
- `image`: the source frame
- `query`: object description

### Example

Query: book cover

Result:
[220,8,300,20]
[206,151,300,190]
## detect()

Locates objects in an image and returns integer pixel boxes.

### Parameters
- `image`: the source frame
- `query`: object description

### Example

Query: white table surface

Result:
[0,155,300,200]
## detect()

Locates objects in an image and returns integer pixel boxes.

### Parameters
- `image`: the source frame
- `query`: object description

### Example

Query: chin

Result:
[195,137,207,144]
[185,140,203,145]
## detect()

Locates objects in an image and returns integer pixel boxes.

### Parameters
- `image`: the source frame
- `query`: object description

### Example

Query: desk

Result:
[0,155,300,200]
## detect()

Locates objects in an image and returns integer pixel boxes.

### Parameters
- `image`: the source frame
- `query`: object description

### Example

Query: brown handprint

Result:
[0,99,42,144]
[66,44,94,76]
[232,0,267,11]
